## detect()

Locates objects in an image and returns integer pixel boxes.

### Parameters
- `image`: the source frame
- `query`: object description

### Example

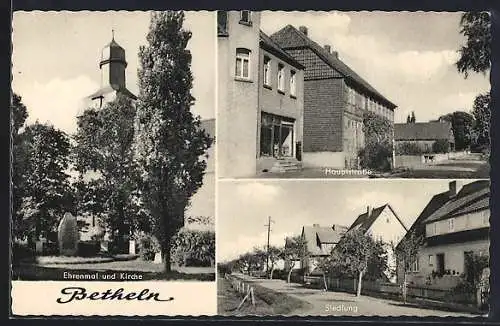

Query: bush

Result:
[359,141,392,172]
[395,142,424,155]
[432,139,451,153]
[271,268,287,280]
[12,242,35,265]
[77,241,100,257]
[171,228,215,267]
[137,233,160,261]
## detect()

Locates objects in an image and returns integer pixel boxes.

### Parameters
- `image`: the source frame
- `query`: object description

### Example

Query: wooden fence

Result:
[224,274,255,310]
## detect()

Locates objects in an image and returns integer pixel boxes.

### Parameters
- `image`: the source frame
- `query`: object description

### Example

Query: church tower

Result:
[87,31,137,109]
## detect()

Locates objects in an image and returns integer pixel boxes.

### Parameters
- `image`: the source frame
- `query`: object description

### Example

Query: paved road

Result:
[237,275,477,317]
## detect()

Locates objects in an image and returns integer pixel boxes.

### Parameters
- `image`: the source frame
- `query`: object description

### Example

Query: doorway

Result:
[260,112,295,158]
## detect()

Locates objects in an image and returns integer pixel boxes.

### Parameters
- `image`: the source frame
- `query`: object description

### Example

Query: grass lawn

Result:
[13,259,215,281]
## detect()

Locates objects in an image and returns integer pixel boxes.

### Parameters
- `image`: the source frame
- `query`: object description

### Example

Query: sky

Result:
[12,11,215,134]
[261,11,490,123]
[217,179,478,262]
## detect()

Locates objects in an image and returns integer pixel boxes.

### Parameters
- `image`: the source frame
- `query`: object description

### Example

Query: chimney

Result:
[332,50,339,58]
[367,206,372,217]
[449,181,463,197]
[298,26,308,36]
[324,44,331,53]
[312,223,319,227]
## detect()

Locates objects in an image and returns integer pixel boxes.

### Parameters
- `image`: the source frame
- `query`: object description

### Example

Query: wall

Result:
[302,151,345,169]
[256,46,304,164]
[217,11,261,178]
[405,239,489,287]
[303,78,345,153]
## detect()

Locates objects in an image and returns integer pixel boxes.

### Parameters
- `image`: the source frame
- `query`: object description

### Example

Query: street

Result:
[236,274,478,317]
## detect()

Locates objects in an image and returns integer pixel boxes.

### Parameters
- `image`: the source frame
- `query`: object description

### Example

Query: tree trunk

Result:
[287,269,293,283]
[323,273,328,291]
[163,239,171,273]
[356,271,363,297]
[270,266,274,280]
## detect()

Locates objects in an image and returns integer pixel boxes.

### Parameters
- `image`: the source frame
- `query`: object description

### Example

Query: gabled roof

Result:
[394,122,454,142]
[270,25,397,109]
[260,30,305,70]
[301,224,347,256]
[424,180,490,223]
[88,85,137,101]
[349,204,408,233]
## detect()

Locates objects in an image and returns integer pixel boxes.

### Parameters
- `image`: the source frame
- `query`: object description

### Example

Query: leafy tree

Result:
[395,232,424,303]
[359,111,394,171]
[170,228,215,267]
[321,229,384,297]
[432,139,451,153]
[471,92,491,150]
[73,94,141,253]
[11,93,29,239]
[16,122,74,241]
[134,11,213,272]
[456,12,491,78]
[265,245,283,279]
[283,235,309,283]
[438,111,474,151]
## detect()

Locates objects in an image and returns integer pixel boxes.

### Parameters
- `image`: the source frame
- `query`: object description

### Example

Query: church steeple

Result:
[99,30,128,90]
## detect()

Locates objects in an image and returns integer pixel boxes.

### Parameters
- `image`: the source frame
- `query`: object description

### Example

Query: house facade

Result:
[270,25,397,169]
[348,204,408,282]
[297,224,347,274]
[400,180,490,288]
[218,11,305,177]
[394,121,455,153]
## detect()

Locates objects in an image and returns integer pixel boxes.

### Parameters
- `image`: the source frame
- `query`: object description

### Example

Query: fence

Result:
[224,274,255,310]
[304,275,475,304]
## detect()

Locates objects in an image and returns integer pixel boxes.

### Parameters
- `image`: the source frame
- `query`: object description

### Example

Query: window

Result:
[217,11,228,36]
[235,48,251,79]
[263,56,271,87]
[433,223,437,235]
[290,70,296,97]
[277,63,285,92]
[239,10,252,25]
[428,254,434,266]
[410,257,419,272]
[449,218,455,232]
[260,112,295,158]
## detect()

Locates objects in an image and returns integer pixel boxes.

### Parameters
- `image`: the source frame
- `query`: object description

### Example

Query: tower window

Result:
[263,56,271,87]
[235,48,251,79]
[217,11,229,36]
[240,11,252,25]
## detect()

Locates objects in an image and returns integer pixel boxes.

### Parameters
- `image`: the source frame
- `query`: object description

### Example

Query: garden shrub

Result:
[171,228,215,267]
[359,141,392,172]
[77,241,100,257]
[395,142,424,155]
[432,139,451,153]
[12,242,35,265]
[137,233,160,261]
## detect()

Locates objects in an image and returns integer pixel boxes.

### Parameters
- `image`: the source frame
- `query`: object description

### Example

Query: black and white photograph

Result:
[217,179,490,316]
[11,11,215,282]
[217,11,491,179]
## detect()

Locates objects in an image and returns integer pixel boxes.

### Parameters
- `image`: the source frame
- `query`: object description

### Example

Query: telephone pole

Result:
[264,216,274,277]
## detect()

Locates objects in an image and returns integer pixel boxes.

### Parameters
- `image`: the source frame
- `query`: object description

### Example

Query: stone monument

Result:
[57,212,79,256]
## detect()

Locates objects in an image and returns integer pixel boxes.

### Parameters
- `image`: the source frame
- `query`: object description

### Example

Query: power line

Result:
[264,216,274,277]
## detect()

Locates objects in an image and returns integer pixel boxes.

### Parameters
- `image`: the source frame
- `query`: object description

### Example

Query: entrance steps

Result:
[270,158,302,173]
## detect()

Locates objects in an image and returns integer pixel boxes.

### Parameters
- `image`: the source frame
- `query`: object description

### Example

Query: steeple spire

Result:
[111,28,115,41]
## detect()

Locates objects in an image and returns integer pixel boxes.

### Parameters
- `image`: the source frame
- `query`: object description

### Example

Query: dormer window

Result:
[235,48,251,80]
[239,11,252,26]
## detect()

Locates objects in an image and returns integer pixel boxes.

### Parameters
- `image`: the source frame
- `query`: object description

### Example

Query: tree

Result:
[359,111,394,172]
[432,139,451,154]
[283,235,309,283]
[15,122,74,241]
[395,232,424,303]
[134,11,213,272]
[471,92,491,150]
[73,94,142,253]
[11,93,29,239]
[322,229,382,297]
[438,111,474,151]
[266,246,283,279]
[456,12,491,78]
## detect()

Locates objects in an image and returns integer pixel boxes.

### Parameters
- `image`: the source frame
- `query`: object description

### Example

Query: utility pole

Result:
[264,216,274,278]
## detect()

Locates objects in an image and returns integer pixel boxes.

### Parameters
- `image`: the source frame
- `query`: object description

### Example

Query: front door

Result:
[436,253,445,275]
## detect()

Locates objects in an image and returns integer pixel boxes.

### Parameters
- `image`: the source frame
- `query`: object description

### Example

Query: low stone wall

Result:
[395,151,469,168]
